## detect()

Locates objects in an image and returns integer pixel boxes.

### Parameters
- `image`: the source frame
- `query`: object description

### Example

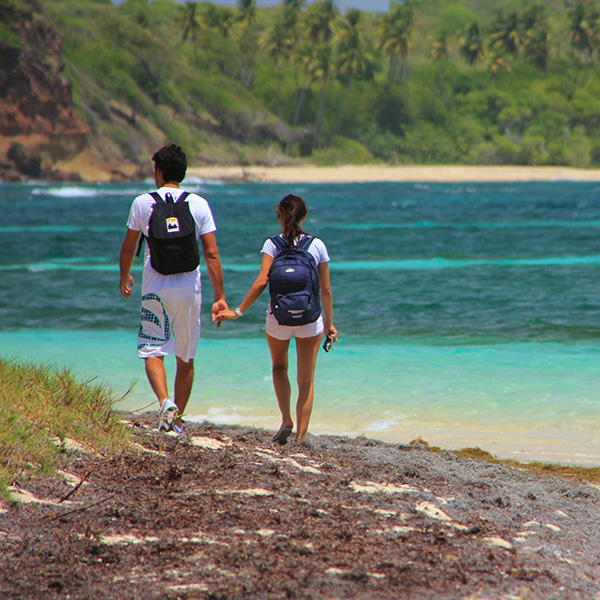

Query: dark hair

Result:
[152,144,187,183]
[276,194,308,245]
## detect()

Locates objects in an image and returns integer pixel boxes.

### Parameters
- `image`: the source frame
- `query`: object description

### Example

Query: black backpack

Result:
[268,235,321,326]
[137,191,200,275]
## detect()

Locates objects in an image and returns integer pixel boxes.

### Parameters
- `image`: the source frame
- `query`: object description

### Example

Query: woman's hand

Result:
[325,325,338,344]
[217,309,239,322]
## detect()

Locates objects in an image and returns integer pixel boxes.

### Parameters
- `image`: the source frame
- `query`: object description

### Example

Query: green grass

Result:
[0,357,132,504]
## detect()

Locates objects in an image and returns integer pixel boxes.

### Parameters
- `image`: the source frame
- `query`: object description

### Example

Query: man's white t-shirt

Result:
[126,187,216,294]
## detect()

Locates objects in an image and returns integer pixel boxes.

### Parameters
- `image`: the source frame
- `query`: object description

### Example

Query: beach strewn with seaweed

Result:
[2,416,599,599]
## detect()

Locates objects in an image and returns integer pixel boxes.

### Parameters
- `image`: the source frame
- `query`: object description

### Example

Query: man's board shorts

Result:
[265,311,324,341]
[137,288,201,362]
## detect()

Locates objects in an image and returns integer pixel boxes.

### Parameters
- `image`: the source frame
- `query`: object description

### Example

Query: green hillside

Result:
[12,0,600,167]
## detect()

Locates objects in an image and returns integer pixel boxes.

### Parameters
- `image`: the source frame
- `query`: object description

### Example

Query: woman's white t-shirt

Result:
[260,234,330,265]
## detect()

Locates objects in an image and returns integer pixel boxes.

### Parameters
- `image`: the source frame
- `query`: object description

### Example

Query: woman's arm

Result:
[318,262,338,342]
[218,252,274,320]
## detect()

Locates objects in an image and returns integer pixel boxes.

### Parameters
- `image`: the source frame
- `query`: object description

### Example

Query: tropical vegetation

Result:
[5,0,600,167]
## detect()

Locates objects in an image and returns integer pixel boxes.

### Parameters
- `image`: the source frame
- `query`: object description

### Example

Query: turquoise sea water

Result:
[2,179,600,465]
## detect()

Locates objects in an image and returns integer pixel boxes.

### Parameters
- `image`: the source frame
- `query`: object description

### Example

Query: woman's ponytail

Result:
[275,194,308,245]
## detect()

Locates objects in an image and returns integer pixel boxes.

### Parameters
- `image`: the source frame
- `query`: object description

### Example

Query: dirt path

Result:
[1,417,599,599]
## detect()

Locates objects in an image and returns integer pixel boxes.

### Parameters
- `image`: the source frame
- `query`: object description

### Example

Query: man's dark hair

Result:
[152,144,187,183]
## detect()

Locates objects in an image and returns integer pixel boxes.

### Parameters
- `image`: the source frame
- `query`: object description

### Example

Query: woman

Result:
[218,194,338,445]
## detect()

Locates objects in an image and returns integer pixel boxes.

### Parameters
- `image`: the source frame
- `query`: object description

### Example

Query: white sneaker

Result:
[158,399,178,432]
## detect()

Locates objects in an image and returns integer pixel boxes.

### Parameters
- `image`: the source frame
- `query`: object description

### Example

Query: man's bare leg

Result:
[173,357,194,427]
[145,356,169,405]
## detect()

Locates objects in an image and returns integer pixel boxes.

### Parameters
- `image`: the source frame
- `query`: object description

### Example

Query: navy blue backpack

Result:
[268,235,321,326]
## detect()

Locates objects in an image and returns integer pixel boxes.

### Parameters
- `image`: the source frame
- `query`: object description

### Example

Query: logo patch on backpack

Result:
[268,235,321,326]
[166,217,180,232]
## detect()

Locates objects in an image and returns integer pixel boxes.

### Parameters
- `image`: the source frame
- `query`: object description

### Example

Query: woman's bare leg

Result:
[266,334,293,432]
[295,334,322,442]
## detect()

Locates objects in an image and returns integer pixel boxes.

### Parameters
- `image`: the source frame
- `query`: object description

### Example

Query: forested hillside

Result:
[2,0,600,177]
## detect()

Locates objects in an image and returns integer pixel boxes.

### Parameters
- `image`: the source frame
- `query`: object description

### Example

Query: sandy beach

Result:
[187,164,600,184]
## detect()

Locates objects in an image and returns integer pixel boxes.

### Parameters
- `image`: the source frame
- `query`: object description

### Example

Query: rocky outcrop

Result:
[0,1,88,180]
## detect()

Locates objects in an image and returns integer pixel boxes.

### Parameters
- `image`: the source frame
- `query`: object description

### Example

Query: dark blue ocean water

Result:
[2,179,600,464]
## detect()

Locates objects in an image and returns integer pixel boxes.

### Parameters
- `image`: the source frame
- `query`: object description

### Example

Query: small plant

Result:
[0,358,132,503]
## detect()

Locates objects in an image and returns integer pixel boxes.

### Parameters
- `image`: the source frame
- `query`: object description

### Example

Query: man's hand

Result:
[212,299,228,327]
[120,274,135,299]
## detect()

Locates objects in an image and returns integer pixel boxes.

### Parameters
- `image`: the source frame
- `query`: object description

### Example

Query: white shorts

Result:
[137,289,201,361]
[265,311,324,341]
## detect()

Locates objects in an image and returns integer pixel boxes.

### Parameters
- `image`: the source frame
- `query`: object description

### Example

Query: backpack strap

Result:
[270,235,288,251]
[175,191,190,203]
[297,235,315,250]
[270,234,314,251]
[149,191,164,204]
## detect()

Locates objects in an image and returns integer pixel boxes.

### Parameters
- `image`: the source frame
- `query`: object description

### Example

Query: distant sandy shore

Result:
[187,164,600,184]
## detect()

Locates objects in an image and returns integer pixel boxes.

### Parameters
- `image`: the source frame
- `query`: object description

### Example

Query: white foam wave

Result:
[364,418,400,432]
[33,186,100,198]
[186,405,269,426]
[32,186,147,198]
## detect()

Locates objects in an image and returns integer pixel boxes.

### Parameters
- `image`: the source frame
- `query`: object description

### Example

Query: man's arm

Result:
[119,228,141,298]
[200,232,227,323]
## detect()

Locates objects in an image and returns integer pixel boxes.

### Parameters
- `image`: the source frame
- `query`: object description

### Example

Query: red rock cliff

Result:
[0,2,88,178]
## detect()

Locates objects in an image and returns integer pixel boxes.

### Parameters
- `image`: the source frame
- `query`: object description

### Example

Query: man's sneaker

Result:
[158,399,178,432]
[172,423,184,436]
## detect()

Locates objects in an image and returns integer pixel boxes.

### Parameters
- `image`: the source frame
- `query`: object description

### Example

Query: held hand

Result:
[212,299,229,328]
[120,275,135,299]
[216,309,239,322]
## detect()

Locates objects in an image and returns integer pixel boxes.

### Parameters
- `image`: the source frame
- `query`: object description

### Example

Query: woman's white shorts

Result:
[137,289,201,361]
[265,311,324,341]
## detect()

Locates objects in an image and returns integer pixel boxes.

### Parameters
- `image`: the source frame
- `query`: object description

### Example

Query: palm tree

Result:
[377,5,415,122]
[524,25,551,71]
[376,5,414,84]
[262,17,290,118]
[292,41,316,128]
[204,4,234,39]
[311,43,333,149]
[290,0,337,133]
[522,6,551,72]
[489,11,521,58]
[458,21,484,68]
[329,8,370,144]
[429,27,451,63]
[567,2,597,62]
[282,0,305,118]
[428,27,452,109]
[178,2,202,66]
[305,0,337,46]
[234,0,259,88]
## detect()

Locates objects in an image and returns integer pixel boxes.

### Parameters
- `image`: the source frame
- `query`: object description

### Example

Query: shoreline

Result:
[186,164,600,184]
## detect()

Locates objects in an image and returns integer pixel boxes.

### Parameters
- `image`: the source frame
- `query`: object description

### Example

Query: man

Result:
[119,144,227,434]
